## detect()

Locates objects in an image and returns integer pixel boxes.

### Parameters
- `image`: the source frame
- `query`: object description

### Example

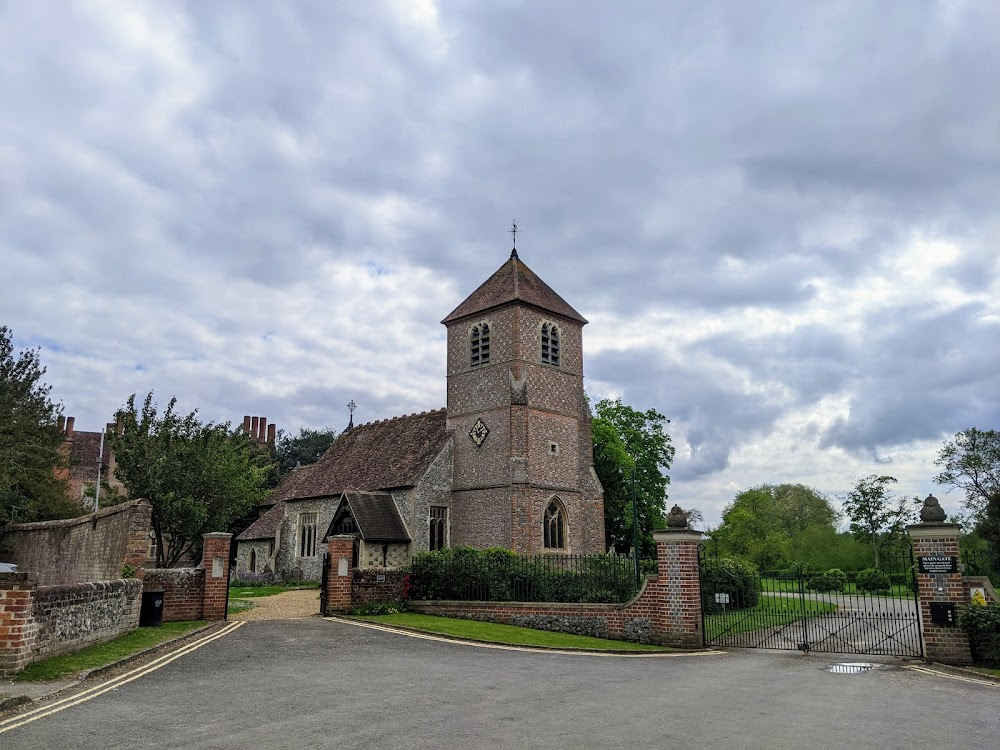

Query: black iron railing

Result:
[962,550,999,585]
[407,550,656,604]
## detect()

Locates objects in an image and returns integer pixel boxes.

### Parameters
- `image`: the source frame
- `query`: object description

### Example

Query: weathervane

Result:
[510,221,518,258]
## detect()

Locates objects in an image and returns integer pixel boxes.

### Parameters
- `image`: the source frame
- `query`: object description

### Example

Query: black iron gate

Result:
[319,551,329,616]
[698,546,923,657]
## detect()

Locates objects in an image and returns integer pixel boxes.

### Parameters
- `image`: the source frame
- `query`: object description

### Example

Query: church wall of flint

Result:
[409,439,454,553]
[276,498,338,581]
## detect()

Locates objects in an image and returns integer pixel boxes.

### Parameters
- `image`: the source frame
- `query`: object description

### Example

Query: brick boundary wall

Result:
[142,568,206,621]
[352,569,408,608]
[402,529,705,648]
[2,500,153,585]
[908,522,973,664]
[141,533,232,622]
[0,574,142,676]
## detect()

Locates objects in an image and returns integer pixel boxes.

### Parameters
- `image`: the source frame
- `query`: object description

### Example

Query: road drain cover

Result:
[827,663,892,674]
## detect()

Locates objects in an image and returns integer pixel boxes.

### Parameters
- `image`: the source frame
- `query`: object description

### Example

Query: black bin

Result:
[140,591,164,627]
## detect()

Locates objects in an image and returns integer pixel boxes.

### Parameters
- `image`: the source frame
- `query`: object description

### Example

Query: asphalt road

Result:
[2,618,998,750]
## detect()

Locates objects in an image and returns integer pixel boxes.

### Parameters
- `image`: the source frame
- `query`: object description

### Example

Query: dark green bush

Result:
[807,568,847,593]
[406,548,641,603]
[700,558,760,614]
[959,602,1000,667]
[856,568,892,593]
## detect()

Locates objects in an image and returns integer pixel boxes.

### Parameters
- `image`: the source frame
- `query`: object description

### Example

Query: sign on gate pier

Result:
[918,556,958,574]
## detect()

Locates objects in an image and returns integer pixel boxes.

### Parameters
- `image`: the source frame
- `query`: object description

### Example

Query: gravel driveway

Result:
[228,588,321,620]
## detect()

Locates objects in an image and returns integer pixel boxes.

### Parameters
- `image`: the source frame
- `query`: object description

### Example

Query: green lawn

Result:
[351,613,675,652]
[15,621,205,682]
[228,582,320,599]
[227,599,256,615]
[759,577,913,598]
[704,594,838,641]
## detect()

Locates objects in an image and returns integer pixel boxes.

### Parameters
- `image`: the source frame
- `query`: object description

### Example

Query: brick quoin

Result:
[908,522,973,664]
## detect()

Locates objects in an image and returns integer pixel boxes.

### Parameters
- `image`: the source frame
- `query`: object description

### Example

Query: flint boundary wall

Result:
[0,574,142,676]
[1,533,232,676]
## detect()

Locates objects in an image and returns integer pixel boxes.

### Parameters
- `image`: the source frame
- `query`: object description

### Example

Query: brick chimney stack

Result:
[242,415,276,447]
[65,416,75,438]
[58,415,66,431]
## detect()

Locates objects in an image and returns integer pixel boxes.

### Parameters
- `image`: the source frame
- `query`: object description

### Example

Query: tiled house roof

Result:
[331,491,410,542]
[236,464,317,541]
[441,252,588,324]
[288,409,450,499]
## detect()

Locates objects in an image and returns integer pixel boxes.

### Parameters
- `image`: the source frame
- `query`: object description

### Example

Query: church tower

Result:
[442,250,605,554]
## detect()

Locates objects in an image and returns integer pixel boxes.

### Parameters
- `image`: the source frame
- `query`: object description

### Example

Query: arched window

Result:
[470,322,490,367]
[541,322,560,366]
[543,499,566,550]
[249,548,257,572]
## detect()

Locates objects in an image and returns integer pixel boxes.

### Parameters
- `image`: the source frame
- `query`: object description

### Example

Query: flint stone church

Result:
[236,249,606,579]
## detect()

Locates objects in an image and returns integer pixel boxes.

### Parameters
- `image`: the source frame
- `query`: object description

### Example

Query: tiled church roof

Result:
[335,491,410,542]
[287,409,450,500]
[236,464,317,541]
[441,251,588,324]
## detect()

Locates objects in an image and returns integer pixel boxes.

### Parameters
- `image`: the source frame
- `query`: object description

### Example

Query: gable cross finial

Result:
[347,399,357,429]
[510,221,518,259]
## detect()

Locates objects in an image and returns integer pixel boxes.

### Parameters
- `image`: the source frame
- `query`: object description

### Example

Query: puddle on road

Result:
[827,662,896,674]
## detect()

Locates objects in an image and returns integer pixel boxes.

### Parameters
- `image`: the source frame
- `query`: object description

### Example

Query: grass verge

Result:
[228,583,320,599]
[228,599,256,615]
[350,613,674,652]
[15,621,205,682]
[968,666,1000,678]
[704,594,838,641]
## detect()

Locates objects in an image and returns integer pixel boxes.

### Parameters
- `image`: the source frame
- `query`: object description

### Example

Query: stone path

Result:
[229,588,321,621]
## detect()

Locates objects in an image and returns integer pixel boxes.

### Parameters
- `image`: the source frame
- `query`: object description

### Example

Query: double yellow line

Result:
[0,621,245,735]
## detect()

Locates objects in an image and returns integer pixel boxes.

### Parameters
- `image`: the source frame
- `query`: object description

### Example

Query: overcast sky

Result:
[2,1,998,526]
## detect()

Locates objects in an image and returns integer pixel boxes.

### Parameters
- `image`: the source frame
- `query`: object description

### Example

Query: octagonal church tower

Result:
[443,250,605,555]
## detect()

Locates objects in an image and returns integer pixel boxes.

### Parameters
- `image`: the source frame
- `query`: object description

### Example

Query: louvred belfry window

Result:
[541,322,560,366]
[471,322,490,367]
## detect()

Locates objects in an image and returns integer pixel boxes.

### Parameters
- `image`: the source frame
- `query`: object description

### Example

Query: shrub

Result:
[856,568,892,593]
[406,548,640,603]
[807,568,848,593]
[959,602,1000,667]
[700,558,760,614]
[352,601,403,615]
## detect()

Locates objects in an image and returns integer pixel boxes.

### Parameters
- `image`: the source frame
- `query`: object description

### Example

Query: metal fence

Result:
[407,551,656,604]
[962,549,998,585]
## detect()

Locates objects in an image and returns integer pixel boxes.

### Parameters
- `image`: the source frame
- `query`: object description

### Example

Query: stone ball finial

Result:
[666,505,689,529]
[919,494,947,523]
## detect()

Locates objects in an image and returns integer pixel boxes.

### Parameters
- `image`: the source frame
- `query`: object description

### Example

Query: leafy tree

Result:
[934,428,1000,520]
[274,426,338,480]
[592,398,675,554]
[0,326,78,528]
[110,393,274,567]
[842,475,918,570]
[710,484,839,571]
[979,491,1000,574]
